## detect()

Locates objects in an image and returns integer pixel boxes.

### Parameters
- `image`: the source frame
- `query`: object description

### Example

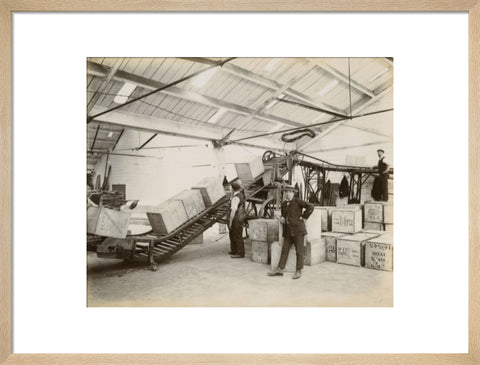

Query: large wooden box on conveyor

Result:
[365,233,394,271]
[331,206,363,233]
[171,189,206,219]
[87,206,131,239]
[147,200,189,235]
[191,176,226,207]
[234,156,264,183]
[336,232,381,267]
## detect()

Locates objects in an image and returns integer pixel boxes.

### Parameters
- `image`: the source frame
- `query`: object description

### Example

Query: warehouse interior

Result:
[87,57,393,307]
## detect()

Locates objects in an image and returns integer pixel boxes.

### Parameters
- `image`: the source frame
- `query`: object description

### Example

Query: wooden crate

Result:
[364,201,393,224]
[322,232,347,262]
[332,208,363,233]
[87,207,131,239]
[244,238,252,260]
[252,240,271,264]
[384,223,394,233]
[383,204,393,224]
[364,202,384,223]
[336,232,381,267]
[224,164,238,183]
[270,241,297,272]
[318,207,335,231]
[147,200,189,235]
[235,156,265,181]
[365,233,394,271]
[364,221,384,231]
[171,189,205,219]
[191,176,225,207]
[304,238,326,266]
[248,219,279,242]
[305,207,323,240]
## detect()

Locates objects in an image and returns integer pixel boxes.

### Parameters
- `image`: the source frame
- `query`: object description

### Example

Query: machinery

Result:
[88,149,393,271]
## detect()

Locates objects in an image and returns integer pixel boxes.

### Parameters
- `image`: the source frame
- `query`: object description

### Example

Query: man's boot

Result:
[292,270,302,279]
[267,268,284,276]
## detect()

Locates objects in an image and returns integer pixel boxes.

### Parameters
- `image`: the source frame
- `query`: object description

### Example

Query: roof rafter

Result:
[308,58,375,98]
[297,86,393,151]
[220,64,318,142]
[180,57,348,118]
[89,106,285,152]
[87,60,304,129]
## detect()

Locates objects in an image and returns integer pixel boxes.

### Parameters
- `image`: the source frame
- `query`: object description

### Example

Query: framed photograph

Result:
[1,1,478,364]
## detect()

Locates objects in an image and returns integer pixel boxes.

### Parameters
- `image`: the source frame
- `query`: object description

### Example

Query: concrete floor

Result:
[87,229,393,307]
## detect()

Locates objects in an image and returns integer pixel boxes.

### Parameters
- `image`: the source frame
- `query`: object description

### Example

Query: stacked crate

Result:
[322,232,347,262]
[363,201,393,232]
[364,233,394,271]
[248,219,279,264]
[336,232,382,267]
[304,207,325,266]
[331,206,363,234]
[318,206,335,231]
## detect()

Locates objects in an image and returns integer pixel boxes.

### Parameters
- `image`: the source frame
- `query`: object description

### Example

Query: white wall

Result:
[93,131,267,202]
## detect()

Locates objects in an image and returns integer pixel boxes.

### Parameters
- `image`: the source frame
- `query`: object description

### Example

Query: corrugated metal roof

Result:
[87,57,393,164]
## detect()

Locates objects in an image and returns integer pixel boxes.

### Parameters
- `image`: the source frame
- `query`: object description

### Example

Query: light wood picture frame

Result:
[1,1,478,364]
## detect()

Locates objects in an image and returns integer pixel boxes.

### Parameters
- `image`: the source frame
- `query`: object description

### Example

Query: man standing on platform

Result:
[372,149,390,202]
[268,185,314,279]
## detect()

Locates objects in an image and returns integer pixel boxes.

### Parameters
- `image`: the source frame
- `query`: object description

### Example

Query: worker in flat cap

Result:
[268,185,314,279]
[228,180,246,258]
[371,149,390,201]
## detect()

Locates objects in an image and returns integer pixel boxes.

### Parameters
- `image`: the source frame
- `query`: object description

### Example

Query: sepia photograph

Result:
[86,57,394,307]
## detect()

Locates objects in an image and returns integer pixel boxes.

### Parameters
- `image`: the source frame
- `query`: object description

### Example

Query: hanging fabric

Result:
[339,175,350,198]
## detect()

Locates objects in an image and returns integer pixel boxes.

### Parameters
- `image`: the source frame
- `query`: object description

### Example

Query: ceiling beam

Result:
[297,86,393,152]
[306,140,392,154]
[87,59,122,114]
[220,65,318,142]
[88,58,236,122]
[309,59,375,98]
[342,124,393,139]
[179,57,348,117]
[89,106,284,152]
[90,106,223,141]
[87,60,304,129]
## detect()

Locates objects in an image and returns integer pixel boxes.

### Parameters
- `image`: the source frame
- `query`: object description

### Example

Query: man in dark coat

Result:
[228,181,246,258]
[268,185,314,279]
[372,149,390,201]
